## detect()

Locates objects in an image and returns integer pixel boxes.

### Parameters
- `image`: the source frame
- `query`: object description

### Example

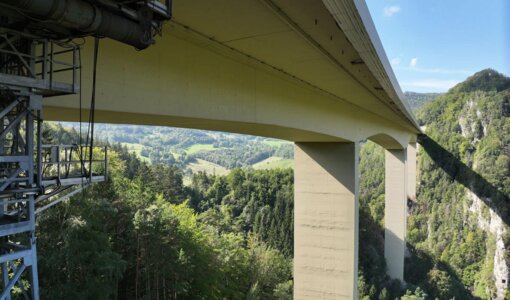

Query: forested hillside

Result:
[35,70,509,299]
[412,69,510,299]
[358,69,510,299]
[404,92,442,112]
[63,124,293,175]
[36,124,294,299]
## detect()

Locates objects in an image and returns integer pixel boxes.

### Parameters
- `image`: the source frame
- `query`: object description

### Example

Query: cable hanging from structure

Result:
[80,37,100,182]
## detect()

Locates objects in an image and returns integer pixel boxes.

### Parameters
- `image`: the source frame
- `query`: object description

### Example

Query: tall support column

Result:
[384,149,407,281]
[294,142,359,299]
[407,143,417,202]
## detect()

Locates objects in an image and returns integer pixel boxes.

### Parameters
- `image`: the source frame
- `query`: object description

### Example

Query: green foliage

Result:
[36,132,293,299]
[358,69,510,299]
[412,69,510,298]
[37,196,126,299]
[64,123,293,171]
[190,168,294,256]
[34,69,510,299]
[400,288,428,300]
[451,69,510,94]
[404,91,442,112]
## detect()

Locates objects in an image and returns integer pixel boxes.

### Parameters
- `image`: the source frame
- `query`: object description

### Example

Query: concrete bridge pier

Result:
[294,142,359,299]
[294,141,416,298]
[384,143,416,282]
[384,148,407,281]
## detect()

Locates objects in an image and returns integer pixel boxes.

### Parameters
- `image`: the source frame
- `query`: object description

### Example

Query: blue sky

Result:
[365,0,510,93]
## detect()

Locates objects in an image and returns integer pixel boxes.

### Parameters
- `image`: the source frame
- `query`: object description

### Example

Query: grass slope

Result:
[188,159,229,176]
[253,157,293,170]
[185,144,217,154]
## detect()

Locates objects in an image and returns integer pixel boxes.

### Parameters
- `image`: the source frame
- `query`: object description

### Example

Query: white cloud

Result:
[383,6,401,17]
[390,57,401,66]
[409,58,418,68]
[402,79,460,91]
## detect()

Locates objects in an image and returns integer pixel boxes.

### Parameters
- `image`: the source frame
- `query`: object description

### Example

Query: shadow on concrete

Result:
[417,134,510,225]
[295,142,357,194]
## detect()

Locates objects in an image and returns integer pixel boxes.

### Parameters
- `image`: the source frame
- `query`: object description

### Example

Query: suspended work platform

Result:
[0,0,173,298]
[0,28,107,299]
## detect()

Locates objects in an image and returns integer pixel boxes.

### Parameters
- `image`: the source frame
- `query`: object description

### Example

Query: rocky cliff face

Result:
[468,189,508,299]
[408,69,510,299]
[460,93,509,299]
[358,70,510,299]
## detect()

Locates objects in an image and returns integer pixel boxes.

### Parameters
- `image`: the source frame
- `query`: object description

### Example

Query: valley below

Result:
[39,69,509,299]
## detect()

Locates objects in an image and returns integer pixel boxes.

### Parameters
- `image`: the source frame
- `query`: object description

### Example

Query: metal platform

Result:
[0,30,107,299]
[0,30,80,96]
[40,144,108,186]
[0,0,173,296]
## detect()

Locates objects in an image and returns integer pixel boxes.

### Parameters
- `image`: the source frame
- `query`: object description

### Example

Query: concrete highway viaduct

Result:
[44,0,420,298]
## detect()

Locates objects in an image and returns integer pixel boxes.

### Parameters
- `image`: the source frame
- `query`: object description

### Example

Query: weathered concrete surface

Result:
[294,142,359,299]
[384,149,407,281]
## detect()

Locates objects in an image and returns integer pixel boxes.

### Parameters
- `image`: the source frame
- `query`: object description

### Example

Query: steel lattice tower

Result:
[0,30,107,299]
[0,1,172,297]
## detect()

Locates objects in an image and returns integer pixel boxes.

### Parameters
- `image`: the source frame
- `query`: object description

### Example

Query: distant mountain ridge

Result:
[403,91,442,112]
[452,68,510,93]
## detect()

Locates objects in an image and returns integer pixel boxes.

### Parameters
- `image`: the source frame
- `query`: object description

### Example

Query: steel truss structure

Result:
[0,30,107,299]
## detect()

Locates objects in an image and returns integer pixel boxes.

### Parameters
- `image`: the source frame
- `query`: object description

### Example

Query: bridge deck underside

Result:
[45,0,417,149]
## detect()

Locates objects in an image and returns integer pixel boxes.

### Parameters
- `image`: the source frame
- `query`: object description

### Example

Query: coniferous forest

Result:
[358,69,510,299]
[37,132,294,299]
[33,69,509,299]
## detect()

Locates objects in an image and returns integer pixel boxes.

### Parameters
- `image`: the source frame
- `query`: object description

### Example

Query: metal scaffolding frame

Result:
[0,1,174,297]
[0,30,106,299]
